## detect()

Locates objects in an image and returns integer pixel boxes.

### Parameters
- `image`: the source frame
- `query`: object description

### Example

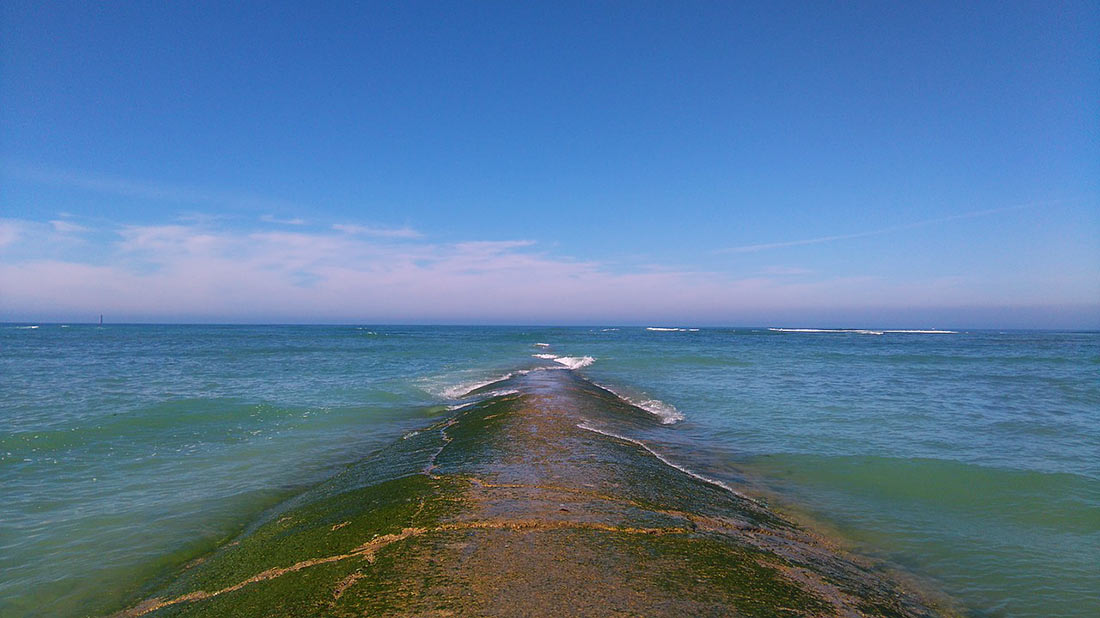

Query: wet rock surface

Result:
[115,370,954,617]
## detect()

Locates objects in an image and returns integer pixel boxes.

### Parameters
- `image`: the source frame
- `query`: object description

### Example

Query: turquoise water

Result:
[1,325,1097,616]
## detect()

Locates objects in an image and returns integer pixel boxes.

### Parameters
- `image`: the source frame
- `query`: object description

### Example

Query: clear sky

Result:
[1,1,1097,327]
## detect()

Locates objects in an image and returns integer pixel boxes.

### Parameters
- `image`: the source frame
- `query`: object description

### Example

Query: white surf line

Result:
[769,327,957,335]
[439,372,517,399]
[881,329,958,334]
[576,423,756,502]
[769,328,884,335]
[449,388,520,409]
[587,379,684,424]
[529,354,597,370]
[424,413,462,475]
[551,355,595,369]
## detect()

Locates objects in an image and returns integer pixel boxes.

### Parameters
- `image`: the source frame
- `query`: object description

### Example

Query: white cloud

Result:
[0,220,21,248]
[331,223,423,238]
[760,265,812,276]
[50,220,89,233]
[260,214,306,225]
[0,217,1091,324]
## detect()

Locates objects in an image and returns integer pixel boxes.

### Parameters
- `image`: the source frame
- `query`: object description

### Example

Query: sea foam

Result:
[769,327,957,335]
[590,381,684,424]
[554,356,595,369]
[436,373,515,399]
[529,354,596,370]
[882,329,958,334]
[446,388,521,410]
[576,423,747,498]
[769,328,884,335]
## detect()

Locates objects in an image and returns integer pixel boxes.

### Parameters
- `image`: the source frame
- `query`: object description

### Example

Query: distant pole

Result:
[100,314,103,326]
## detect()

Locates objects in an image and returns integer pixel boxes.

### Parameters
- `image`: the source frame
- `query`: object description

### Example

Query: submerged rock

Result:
[115,369,954,617]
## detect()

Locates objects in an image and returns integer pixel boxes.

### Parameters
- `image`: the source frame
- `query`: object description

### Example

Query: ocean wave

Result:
[13,325,39,329]
[590,381,684,424]
[769,328,884,335]
[529,354,596,370]
[576,423,748,498]
[446,388,520,410]
[646,327,699,332]
[534,342,551,347]
[554,356,596,369]
[433,373,516,399]
[769,327,959,335]
[882,329,958,334]
[631,398,684,424]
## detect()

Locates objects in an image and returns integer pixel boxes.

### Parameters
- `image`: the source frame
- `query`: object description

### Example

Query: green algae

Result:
[611,531,837,617]
[115,369,953,618]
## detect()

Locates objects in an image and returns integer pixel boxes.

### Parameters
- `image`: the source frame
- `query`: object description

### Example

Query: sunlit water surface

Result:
[1,325,1097,617]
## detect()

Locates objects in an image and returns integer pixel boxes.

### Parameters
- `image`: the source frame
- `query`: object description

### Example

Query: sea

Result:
[1,324,1097,617]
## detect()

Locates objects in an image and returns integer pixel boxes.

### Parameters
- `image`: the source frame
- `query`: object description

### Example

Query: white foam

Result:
[445,388,520,410]
[646,327,685,332]
[769,328,883,335]
[14,325,39,329]
[882,329,958,334]
[551,355,595,370]
[437,373,515,399]
[534,342,551,347]
[576,423,749,499]
[632,398,685,424]
[529,354,596,370]
[769,327,957,335]
[591,381,684,424]
[600,328,619,332]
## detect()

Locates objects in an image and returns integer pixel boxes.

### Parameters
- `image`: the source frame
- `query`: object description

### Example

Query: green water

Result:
[1,325,1097,616]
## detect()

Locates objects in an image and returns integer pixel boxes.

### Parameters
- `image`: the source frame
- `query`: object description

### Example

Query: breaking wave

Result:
[576,423,749,498]
[769,328,957,335]
[589,380,684,424]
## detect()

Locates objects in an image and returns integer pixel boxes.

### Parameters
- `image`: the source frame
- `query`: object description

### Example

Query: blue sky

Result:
[1,2,1097,326]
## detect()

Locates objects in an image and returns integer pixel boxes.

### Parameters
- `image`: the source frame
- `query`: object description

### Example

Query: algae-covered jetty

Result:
[117,369,951,617]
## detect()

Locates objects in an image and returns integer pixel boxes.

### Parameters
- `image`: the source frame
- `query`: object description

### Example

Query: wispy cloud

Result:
[760,265,812,276]
[331,223,423,238]
[260,214,306,225]
[0,214,1092,324]
[50,220,89,233]
[717,202,1056,254]
[0,216,1037,323]
[0,220,21,248]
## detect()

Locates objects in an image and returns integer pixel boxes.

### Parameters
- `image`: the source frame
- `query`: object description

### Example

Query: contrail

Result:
[716,201,1064,254]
